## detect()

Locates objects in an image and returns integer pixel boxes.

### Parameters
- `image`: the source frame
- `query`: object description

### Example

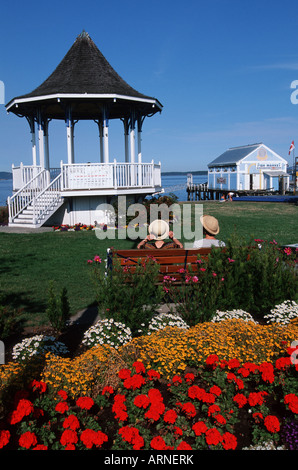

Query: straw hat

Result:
[200,215,219,235]
[148,219,169,240]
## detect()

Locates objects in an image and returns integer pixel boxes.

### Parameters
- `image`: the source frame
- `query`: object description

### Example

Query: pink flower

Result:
[93,255,102,263]
[228,258,235,263]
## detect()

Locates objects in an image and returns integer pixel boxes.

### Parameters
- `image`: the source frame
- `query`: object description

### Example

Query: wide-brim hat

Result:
[200,215,219,235]
[148,219,169,240]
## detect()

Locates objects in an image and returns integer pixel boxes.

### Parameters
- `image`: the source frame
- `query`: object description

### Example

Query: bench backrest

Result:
[107,248,214,283]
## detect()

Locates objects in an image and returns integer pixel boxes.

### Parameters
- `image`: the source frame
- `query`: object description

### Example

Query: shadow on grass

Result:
[0,290,46,315]
[58,303,99,356]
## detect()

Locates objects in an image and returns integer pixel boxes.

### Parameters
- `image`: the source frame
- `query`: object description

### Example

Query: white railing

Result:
[61,161,161,190]
[33,174,62,225]
[8,169,48,223]
[12,164,61,191]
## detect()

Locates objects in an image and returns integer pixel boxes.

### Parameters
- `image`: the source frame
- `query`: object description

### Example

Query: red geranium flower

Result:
[119,426,144,450]
[0,430,10,449]
[180,402,196,418]
[133,394,150,409]
[174,426,183,436]
[206,354,219,368]
[123,373,146,390]
[63,414,80,431]
[192,421,208,436]
[210,385,222,397]
[9,399,34,424]
[208,404,221,416]
[76,396,94,410]
[102,386,114,395]
[80,429,108,449]
[55,401,69,414]
[205,428,222,446]
[150,436,173,450]
[227,358,240,369]
[133,361,145,374]
[33,444,48,450]
[233,393,247,408]
[19,431,38,449]
[264,415,280,433]
[60,429,78,447]
[188,385,206,400]
[259,362,275,384]
[275,357,291,370]
[215,414,227,425]
[284,394,298,413]
[112,394,128,422]
[185,372,195,383]
[30,379,47,393]
[118,368,131,380]
[248,391,267,407]
[177,441,192,450]
[222,432,237,450]
[57,390,68,401]
[147,369,160,380]
[164,409,178,424]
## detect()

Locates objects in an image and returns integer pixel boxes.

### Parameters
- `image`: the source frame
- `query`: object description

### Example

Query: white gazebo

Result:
[6,31,163,227]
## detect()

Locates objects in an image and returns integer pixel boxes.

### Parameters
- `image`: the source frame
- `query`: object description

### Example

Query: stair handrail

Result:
[8,169,47,223]
[33,173,62,225]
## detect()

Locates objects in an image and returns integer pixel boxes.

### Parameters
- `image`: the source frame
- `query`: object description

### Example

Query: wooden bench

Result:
[106,247,215,284]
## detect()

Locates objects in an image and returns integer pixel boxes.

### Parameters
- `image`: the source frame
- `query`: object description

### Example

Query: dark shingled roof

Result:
[208,143,262,167]
[6,31,162,120]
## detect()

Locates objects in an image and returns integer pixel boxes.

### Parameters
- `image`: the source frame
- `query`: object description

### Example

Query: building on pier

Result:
[207,143,289,193]
[5,31,163,227]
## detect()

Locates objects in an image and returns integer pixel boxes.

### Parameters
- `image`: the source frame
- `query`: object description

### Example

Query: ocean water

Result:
[161,173,207,201]
[0,180,12,206]
[0,173,208,206]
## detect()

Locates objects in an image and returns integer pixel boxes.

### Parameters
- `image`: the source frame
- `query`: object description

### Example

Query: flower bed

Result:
[0,350,297,450]
[1,308,298,450]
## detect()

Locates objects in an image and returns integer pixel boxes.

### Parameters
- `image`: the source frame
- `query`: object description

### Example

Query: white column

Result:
[103,108,109,163]
[130,120,136,164]
[99,121,104,163]
[29,117,37,167]
[38,112,45,169]
[137,117,143,163]
[66,108,74,165]
[44,120,50,185]
[122,118,129,163]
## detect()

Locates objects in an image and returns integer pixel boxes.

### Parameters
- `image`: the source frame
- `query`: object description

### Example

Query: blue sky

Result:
[1,0,298,172]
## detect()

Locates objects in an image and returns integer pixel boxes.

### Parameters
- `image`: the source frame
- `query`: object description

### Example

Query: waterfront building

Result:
[208,143,289,193]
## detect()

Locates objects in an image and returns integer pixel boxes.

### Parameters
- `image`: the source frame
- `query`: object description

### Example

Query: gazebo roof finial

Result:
[78,29,90,40]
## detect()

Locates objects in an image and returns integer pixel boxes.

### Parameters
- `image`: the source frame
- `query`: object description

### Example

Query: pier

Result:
[186,174,298,202]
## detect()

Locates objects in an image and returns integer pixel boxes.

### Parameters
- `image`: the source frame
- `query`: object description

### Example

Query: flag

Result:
[289,141,295,155]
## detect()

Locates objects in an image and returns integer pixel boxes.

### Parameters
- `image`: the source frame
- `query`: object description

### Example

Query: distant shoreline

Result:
[162,171,208,176]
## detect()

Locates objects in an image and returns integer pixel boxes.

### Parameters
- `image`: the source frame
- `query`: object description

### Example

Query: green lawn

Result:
[0,201,297,327]
[187,201,298,245]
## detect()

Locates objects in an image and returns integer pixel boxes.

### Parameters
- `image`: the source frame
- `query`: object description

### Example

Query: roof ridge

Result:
[228,143,262,150]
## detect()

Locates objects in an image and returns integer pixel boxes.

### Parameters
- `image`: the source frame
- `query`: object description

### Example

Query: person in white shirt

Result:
[193,215,225,249]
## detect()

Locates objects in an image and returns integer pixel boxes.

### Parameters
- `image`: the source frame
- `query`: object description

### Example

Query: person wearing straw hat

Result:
[137,219,183,249]
[192,215,225,249]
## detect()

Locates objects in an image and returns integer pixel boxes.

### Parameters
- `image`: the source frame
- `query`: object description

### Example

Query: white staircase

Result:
[8,170,64,228]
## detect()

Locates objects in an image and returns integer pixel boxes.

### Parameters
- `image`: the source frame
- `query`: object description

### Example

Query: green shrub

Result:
[90,255,164,336]
[163,237,298,325]
[46,282,70,332]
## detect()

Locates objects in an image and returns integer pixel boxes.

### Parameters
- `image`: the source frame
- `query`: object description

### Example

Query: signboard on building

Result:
[217,177,227,184]
[256,162,282,170]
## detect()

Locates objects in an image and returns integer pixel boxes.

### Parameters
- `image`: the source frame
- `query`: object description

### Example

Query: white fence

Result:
[61,161,161,190]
